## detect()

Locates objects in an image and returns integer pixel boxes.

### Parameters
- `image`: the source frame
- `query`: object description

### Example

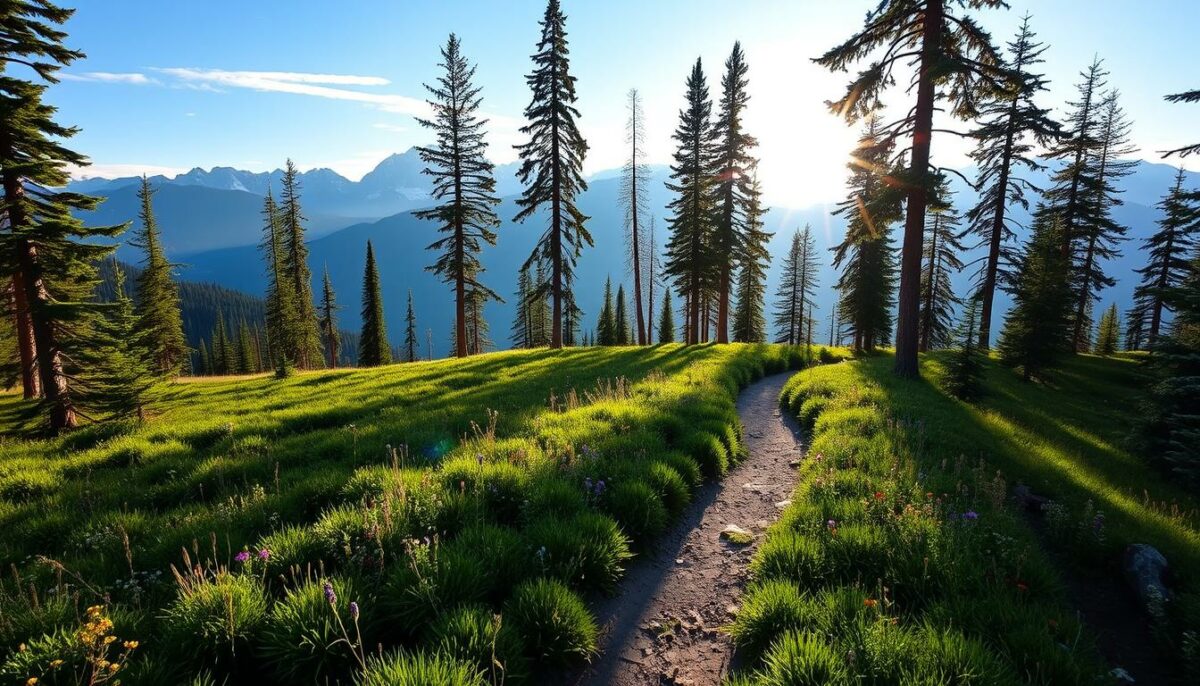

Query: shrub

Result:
[524,512,631,594]
[160,572,267,669]
[258,576,366,683]
[357,650,485,686]
[660,451,702,490]
[384,542,488,632]
[602,480,668,546]
[503,579,597,666]
[427,605,529,683]
[681,431,728,478]
[645,461,691,516]
[758,630,850,685]
[728,581,811,659]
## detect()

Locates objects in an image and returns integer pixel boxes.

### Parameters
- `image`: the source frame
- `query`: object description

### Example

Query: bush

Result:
[728,581,811,659]
[758,630,850,685]
[503,579,597,666]
[645,461,691,516]
[427,605,530,683]
[602,480,668,546]
[384,542,488,632]
[524,512,631,594]
[160,572,267,669]
[681,431,728,478]
[258,576,366,683]
[661,451,702,490]
[357,650,485,686]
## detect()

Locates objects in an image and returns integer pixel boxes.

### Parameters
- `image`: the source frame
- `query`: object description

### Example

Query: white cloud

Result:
[66,162,189,181]
[372,122,408,133]
[61,71,156,85]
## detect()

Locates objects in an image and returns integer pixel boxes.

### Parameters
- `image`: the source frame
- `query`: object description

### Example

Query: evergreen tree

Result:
[920,183,966,351]
[711,42,759,343]
[596,277,615,346]
[614,284,630,345]
[1162,89,1200,158]
[621,88,650,345]
[358,241,391,367]
[0,1,127,428]
[530,260,551,347]
[817,0,1007,377]
[832,117,903,353]
[1128,168,1199,347]
[131,176,186,375]
[963,15,1060,347]
[79,267,156,420]
[658,289,675,344]
[260,190,299,368]
[1125,306,1148,352]
[945,293,985,400]
[212,314,232,375]
[1042,59,1108,260]
[513,0,590,349]
[665,59,717,344]
[416,33,502,359]
[197,339,211,376]
[733,173,771,343]
[1095,304,1120,356]
[318,265,340,369]
[999,212,1073,380]
[1070,90,1136,351]
[511,265,534,348]
[279,160,324,368]
[774,226,819,345]
[404,289,418,362]
[236,320,255,374]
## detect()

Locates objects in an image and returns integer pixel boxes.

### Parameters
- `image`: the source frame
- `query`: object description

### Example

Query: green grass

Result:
[0,343,837,684]
[730,351,1200,685]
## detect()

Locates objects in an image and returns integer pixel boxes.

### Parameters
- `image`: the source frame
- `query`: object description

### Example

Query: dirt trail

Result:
[570,372,804,686]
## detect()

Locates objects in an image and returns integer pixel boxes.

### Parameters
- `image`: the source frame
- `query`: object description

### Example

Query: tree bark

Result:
[9,273,40,398]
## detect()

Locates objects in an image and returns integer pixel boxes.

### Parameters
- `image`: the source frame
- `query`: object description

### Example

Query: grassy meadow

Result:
[730,353,1200,685]
[0,344,836,685]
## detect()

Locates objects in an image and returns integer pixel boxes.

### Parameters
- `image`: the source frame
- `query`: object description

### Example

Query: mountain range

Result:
[70,149,1198,353]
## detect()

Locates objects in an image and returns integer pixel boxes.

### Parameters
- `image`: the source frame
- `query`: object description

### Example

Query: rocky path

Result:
[571,372,805,686]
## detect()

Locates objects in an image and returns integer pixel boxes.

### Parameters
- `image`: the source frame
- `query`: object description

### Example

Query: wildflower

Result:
[476,453,485,466]
[26,678,37,686]
[826,519,837,530]
[123,641,138,650]
[103,635,117,644]
[349,601,360,621]
[258,548,271,561]
[234,551,250,563]
[108,663,120,673]
[324,582,337,606]
[49,660,64,668]
[962,511,979,521]
[874,491,885,500]
[863,598,878,608]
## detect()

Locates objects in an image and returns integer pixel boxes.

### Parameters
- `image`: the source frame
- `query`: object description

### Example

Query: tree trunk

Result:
[1072,239,1096,351]
[894,0,942,378]
[630,114,647,346]
[9,273,40,398]
[979,105,1019,349]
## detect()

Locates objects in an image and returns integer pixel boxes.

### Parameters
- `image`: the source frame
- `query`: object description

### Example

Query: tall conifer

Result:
[658,290,675,344]
[260,190,298,368]
[920,184,966,351]
[999,212,1072,380]
[614,284,629,345]
[597,277,615,346]
[404,289,418,362]
[318,265,340,369]
[774,227,819,346]
[511,265,534,348]
[131,176,186,375]
[1128,168,1200,345]
[1095,304,1120,356]
[621,89,650,345]
[279,160,323,369]
[79,267,155,420]
[358,241,391,367]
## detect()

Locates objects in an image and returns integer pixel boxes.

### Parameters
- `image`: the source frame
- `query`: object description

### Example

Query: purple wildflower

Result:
[962,511,979,521]
[257,548,271,561]
[349,601,360,621]
[826,519,837,530]
[324,582,337,606]
[234,551,250,563]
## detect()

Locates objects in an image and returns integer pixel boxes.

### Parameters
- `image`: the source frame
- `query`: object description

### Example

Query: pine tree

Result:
[999,212,1073,380]
[658,290,675,344]
[236,320,255,374]
[1125,306,1148,352]
[131,176,186,376]
[260,190,299,368]
[832,117,903,353]
[318,265,340,369]
[1070,90,1136,351]
[945,293,984,400]
[963,15,1060,348]
[404,289,418,362]
[621,88,650,345]
[79,267,156,420]
[1042,59,1108,260]
[416,33,502,359]
[920,183,966,351]
[774,226,820,345]
[511,265,534,348]
[358,241,391,367]
[1095,304,1120,356]
[665,59,717,344]
[1128,168,1199,347]
[513,0,590,349]
[212,314,232,375]
[612,284,628,345]
[596,277,616,346]
[0,1,127,427]
[279,160,324,368]
[733,173,771,343]
[1162,89,1200,158]
[817,0,1007,377]
[530,260,551,347]
[711,42,759,343]
[197,339,211,376]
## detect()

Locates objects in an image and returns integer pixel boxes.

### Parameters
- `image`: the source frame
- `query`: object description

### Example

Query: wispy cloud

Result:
[61,71,157,85]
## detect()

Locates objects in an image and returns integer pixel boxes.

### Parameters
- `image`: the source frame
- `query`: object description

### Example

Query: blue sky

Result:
[50,0,1199,206]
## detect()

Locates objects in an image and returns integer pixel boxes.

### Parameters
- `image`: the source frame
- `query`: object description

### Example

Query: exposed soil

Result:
[568,372,804,686]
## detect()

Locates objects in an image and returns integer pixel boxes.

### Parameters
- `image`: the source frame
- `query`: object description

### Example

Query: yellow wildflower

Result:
[103,635,117,644]
[96,660,109,670]
[123,641,139,650]
[26,678,37,686]
[108,663,120,673]
[49,660,64,668]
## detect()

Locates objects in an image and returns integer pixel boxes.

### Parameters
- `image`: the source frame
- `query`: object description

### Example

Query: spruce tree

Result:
[1095,304,1120,356]
[511,265,533,348]
[596,277,615,346]
[832,117,903,353]
[963,15,1060,347]
[945,293,984,400]
[513,0,590,349]
[1042,59,1108,259]
[261,190,299,368]
[212,314,232,375]
[774,226,819,345]
[621,88,650,345]
[1070,90,1136,351]
[1,1,127,428]
[614,284,629,345]
[1129,168,1200,346]
[404,289,418,362]
[236,320,255,374]
[712,42,759,343]
[733,173,771,343]
[920,183,966,351]
[416,33,502,359]
[318,265,340,369]
[79,267,156,420]
[1162,89,1200,158]
[197,339,211,376]
[358,241,391,367]
[665,59,717,344]
[131,176,187,375]
[279,160,324,369]
[658,290,675,344]
[530,260,551,347]
[817,0,1007,377]
[999,212,1072,380]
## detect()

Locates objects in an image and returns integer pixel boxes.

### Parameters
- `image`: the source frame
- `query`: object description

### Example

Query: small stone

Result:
[788,459,801,468]
[775,499,792,509]
[725,604,740,616]
[642,647,653,657]
[720,525,754,545]
[755,519,771,529]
